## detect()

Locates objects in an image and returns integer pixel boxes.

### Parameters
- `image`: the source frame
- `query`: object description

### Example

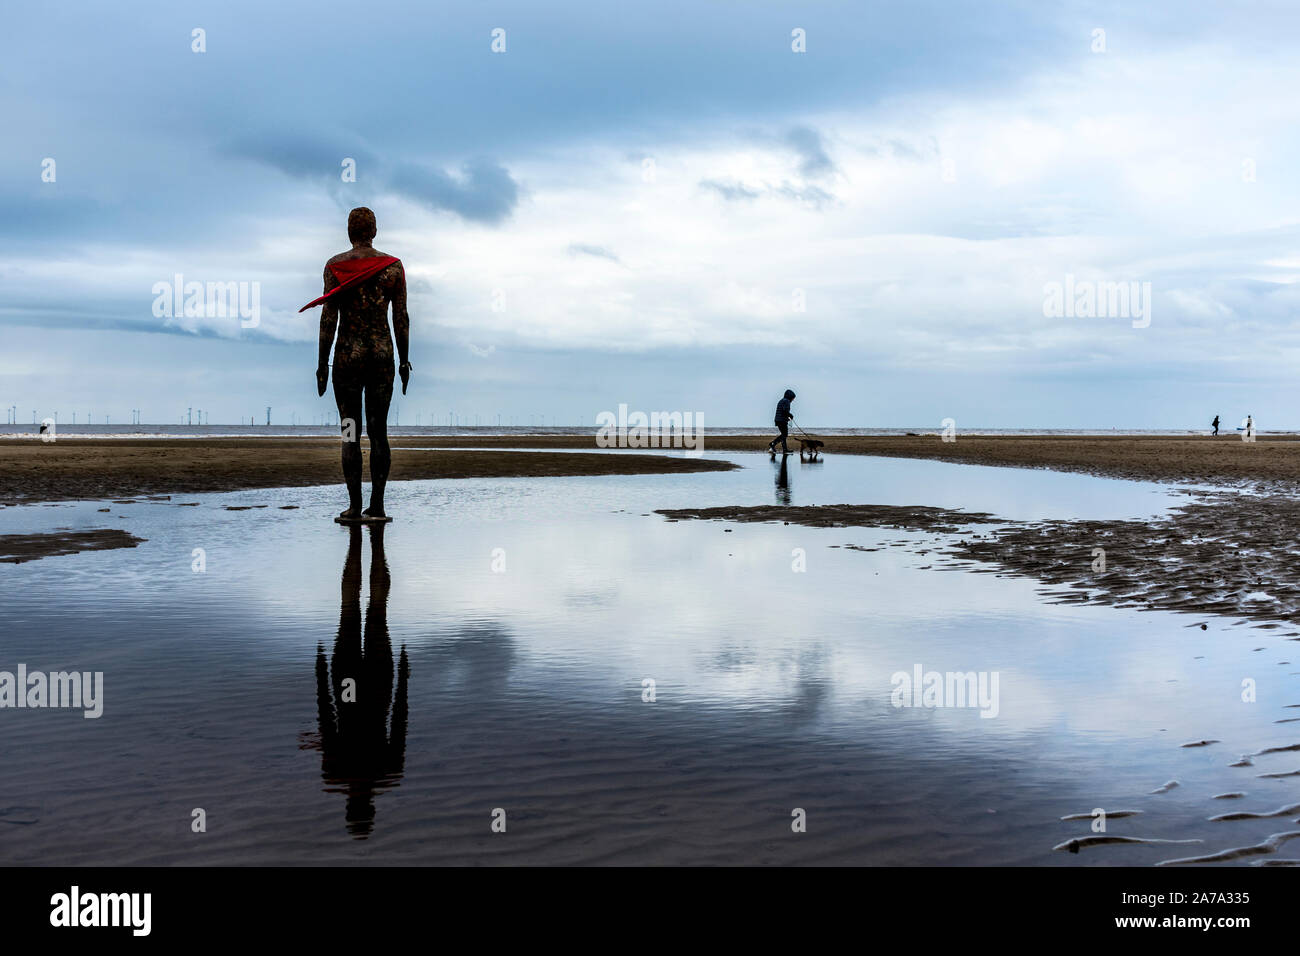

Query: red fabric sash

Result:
[299,255,401,312]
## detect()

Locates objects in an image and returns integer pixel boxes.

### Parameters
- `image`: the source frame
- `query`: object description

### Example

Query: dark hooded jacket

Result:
[774,389,795,425]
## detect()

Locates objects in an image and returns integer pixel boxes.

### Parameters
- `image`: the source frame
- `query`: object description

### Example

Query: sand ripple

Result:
[1157,830,1300,866]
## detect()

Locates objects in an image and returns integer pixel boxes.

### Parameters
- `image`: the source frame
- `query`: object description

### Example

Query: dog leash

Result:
[790,418,817,440]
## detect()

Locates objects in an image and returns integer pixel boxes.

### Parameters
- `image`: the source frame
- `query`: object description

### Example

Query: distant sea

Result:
[0,424,1262,439]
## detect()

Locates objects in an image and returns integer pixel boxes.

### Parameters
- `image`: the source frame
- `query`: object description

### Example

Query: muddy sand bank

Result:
[0,528,146,564]
[659,496,1300,628]
[0,438,737,504]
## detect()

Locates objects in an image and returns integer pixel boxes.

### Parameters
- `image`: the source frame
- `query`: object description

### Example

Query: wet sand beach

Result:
[3,433,1297,504]
[0,438,736,504]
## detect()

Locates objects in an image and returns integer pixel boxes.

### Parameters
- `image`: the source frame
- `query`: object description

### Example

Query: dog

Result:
[798,438,824,461]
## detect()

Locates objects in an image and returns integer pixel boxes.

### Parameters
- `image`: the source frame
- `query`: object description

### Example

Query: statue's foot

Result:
[361,506,392,523]
[334,506,365,524]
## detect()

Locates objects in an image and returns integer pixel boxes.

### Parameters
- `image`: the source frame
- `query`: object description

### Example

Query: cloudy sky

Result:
[4,1,1300,428]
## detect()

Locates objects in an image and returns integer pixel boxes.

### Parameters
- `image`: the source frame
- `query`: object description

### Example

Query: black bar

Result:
[0,865,1284,941]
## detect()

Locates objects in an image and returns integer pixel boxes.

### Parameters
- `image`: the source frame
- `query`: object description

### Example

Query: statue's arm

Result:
[316,266,340,395]
[392,265,410,368]
[317,266,340,372]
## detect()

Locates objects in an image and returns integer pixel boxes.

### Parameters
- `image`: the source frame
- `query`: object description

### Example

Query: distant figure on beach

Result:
[1246,414,1254,439]
[302,207,411,523]
[1211,415,1220,436]
[768,389,796,456]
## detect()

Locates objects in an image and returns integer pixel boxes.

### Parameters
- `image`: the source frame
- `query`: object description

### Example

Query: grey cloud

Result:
[699,126,839,206]
[700,178,836,208]
[887,138,926,161]
[226,135,378,182]
[387,159,519,225]
[566,243,621,263]
[226,133,520,224]
[771,183,837,208]
[699,179,763,202]
[859,137,933,162]
[784,126,836,179]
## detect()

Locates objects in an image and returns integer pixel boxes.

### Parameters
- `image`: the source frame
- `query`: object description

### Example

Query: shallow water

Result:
[1,452,1297,865]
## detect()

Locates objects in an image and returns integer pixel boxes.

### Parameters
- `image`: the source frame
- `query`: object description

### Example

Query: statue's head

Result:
[348,207,377,243]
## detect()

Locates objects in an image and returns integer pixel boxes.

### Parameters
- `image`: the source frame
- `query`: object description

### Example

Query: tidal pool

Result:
[1,451,1297,865]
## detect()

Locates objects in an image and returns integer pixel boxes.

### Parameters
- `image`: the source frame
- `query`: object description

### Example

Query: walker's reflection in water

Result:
[310,524,409,838]
[773,454,791,505]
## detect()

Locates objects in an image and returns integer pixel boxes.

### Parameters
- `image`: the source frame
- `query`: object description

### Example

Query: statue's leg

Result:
[363,376,394,517]
[362,524,394,731]
[333,378,364,518]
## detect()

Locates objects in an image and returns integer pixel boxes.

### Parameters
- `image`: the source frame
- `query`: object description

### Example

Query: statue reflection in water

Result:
[309,523,409,838]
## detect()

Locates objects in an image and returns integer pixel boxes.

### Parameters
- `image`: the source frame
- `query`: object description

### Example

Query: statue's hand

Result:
[316,365,328,397]
[399,361,411,396]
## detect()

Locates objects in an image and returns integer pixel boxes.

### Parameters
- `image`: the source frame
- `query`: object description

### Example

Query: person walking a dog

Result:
[768,389,796,456]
